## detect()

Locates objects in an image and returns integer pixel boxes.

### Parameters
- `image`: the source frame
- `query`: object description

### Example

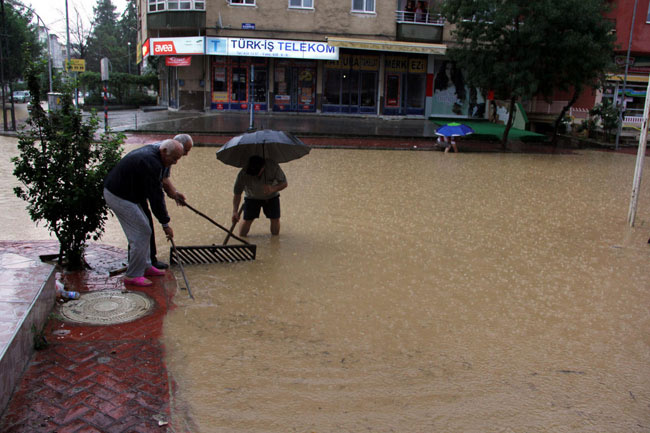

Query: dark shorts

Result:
[243,196,281,220]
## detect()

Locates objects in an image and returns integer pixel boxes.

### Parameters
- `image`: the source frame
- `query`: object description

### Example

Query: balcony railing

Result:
[395,10,445,25]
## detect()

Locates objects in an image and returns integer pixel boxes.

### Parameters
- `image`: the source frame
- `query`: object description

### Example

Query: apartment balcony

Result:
[395,9,444,43]
[148,11,205,31]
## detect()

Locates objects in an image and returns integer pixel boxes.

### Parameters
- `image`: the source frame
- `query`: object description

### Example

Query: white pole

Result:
[627,74,650,226]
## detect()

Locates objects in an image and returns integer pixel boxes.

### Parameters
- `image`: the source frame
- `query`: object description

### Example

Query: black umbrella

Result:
[216,129,311,168]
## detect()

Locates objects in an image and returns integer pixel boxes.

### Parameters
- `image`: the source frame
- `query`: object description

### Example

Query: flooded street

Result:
[2,136,650,431]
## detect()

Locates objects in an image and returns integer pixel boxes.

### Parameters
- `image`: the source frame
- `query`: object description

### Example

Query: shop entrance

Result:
[168,67,178,109]
[323,53,379,114]
[274,61,317,112]
[383,56,426,116]
[211,57,268,111]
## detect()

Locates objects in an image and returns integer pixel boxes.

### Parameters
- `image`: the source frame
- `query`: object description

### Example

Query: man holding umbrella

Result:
[217,129,310,237]
[231,155,287,236]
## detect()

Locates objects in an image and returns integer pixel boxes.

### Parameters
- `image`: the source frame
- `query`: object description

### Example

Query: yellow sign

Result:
[66,59,86,72]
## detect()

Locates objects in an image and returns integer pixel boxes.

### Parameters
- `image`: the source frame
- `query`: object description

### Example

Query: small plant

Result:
[12,58,124,270]
[589,99,620,142]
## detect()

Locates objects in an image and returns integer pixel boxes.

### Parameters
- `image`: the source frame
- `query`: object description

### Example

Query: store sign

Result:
[151,37,205,55]
[142,39,151,59]
[205,37,338,60]
[166,56,192,67]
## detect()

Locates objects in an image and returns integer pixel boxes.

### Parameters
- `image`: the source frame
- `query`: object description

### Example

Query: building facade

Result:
[137,0,487,119]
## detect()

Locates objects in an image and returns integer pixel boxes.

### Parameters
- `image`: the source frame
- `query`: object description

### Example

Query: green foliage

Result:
[589,99,620,142]
[78,71,158,105]
[12,60,124,270]
[85,0,121,72]
[442,0,615,146]
[2,3,42,82]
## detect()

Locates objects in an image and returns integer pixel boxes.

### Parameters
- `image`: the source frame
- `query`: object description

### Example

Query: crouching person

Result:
[103,139,184,287]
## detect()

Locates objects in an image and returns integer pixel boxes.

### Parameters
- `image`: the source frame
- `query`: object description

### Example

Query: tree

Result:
[532,0,615,145]
[69,5,94,60]
[442,0,614,148]
[1,2,41,83]
[118,0,137,74]
[85,0,122,73]
[12,59,123,270]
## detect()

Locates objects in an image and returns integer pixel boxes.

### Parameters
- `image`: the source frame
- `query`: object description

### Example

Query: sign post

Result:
[249,64,255,131]
[100,58,109,133]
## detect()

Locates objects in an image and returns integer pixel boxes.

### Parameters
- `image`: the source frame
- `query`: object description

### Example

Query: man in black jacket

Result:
[104,139,184,287]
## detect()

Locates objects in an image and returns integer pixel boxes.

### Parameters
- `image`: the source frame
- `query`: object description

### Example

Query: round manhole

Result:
[58,290,153,325]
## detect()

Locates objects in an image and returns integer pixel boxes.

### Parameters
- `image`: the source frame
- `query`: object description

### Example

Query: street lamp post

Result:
[127,42,131,74]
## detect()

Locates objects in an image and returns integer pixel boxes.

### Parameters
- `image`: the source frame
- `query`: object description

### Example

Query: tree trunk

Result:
[501,96,517,150]
[551,88,581,147]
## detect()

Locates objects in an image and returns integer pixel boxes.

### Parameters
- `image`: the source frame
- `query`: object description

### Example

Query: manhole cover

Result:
[58,290,153,325]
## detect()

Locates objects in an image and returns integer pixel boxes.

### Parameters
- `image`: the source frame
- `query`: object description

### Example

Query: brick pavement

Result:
[0,241,179,433]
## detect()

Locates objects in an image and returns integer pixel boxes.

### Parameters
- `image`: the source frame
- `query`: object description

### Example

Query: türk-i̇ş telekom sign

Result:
[150,37,205,55]
[205,37,339,60]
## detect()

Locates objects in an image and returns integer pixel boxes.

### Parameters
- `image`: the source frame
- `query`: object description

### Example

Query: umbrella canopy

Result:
[216,129,311,168]
[435,122,475,137]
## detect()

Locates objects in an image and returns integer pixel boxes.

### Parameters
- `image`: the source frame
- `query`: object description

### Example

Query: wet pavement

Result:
[0,241,177,433]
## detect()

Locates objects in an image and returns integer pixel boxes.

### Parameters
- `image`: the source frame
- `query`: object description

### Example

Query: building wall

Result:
[606,0,650,55]
[207,0,397,41]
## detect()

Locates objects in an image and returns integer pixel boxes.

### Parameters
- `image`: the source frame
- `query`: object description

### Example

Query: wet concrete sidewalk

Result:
[0,241,178,433]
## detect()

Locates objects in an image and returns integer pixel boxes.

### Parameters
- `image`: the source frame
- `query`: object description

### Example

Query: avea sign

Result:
[150,37,205,55]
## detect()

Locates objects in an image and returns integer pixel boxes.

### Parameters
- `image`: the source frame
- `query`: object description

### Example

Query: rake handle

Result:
[184,203,250,245]
[223,205,243,246]
[169,237,194,300]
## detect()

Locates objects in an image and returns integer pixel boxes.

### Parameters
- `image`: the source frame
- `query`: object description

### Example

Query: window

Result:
[352,0,374,13]
[148,0,205,12]
[149,0,165,12]
[230,0,255,5]
[289,0,313,8]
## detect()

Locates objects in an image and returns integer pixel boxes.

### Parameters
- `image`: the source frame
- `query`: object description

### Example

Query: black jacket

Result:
[104,145,170,225]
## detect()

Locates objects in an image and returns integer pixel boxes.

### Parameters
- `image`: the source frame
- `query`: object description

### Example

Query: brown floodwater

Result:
[2,136,650,432]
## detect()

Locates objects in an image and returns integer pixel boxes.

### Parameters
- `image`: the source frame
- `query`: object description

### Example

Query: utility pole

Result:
[615,0,639,150]
[0,0,12,131]
[627,74,650,227]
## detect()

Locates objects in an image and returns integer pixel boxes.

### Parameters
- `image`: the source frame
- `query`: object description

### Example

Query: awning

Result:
[607,74,649,83]
[326,37,446,55]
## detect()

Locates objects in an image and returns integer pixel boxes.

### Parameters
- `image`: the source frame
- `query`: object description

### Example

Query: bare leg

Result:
[270,218,280,235]
[239,219,254,236]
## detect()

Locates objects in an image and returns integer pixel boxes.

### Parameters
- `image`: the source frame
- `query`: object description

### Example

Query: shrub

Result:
[12,60,124,270]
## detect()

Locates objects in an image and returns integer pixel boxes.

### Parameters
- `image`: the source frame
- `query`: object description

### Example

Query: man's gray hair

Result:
[160,139,183,154]
[173,134,193,148]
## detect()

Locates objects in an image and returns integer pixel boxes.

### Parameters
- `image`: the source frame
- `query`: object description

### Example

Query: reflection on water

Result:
[2,136,650,431]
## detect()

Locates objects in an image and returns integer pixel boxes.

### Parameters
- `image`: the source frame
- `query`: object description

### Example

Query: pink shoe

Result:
[145,266,166,277]
[124,276,152,287]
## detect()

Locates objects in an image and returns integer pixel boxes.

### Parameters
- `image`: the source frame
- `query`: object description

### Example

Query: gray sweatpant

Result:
[103,188,152,278]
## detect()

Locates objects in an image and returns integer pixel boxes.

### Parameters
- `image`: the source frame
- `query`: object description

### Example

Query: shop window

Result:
[352,0,374,13]
[232,67,248,102]
[360,72,376,107]
[324,70,341,105]
[253,70,267,103]
[289,0,313,8]
[406,73,425,108]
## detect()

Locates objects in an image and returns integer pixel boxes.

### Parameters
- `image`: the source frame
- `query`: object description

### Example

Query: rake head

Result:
[170,244,256,264]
